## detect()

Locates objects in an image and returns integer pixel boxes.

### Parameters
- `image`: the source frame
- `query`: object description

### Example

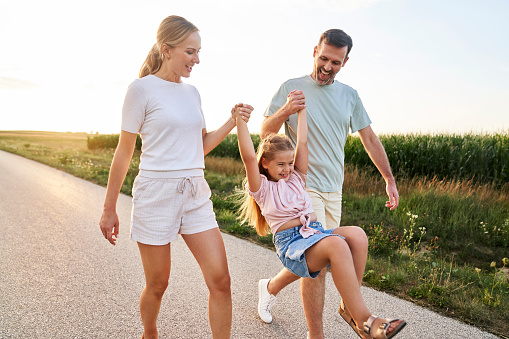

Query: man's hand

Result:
[282,89,306,117]
[385,181,399,210]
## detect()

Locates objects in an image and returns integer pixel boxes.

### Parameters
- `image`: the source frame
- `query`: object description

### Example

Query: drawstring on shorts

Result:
[177,177,197,198]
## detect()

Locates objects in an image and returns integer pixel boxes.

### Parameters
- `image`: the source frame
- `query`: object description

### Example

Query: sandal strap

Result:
[362,315,378,335]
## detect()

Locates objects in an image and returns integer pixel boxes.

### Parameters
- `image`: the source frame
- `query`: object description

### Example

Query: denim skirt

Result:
[273,221,344,278]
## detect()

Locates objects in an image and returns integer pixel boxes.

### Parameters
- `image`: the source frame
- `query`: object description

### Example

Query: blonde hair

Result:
[139,15,198,78]
[239,134,294,236]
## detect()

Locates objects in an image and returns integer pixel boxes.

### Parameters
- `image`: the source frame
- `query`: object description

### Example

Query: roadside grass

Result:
[1,131,508,337]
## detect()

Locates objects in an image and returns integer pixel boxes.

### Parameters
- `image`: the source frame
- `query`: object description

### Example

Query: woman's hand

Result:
[231,103,254,124]
[99,210,119,245]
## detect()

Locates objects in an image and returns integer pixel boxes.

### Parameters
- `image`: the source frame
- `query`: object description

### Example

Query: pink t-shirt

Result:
[247,171,319,238]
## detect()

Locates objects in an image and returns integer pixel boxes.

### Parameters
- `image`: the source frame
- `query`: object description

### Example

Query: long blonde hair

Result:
[239,134,294,236]
[139,15,198,78]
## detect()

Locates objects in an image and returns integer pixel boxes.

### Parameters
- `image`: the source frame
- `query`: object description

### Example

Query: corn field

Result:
[345,132,508,188]
[88,131,508,188]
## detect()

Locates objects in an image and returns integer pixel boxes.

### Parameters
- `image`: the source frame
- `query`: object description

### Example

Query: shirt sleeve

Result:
[264,82,289,118]
[293,169,307,188]
[246,174,268,206]
[121,79,146,134]
[350,90,372,133]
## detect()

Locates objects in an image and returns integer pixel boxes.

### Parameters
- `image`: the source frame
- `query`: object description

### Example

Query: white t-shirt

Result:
[121,75,206,171]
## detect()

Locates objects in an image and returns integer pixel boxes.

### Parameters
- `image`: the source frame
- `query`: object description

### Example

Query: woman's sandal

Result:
[358,315,407,339]
[338,299,363,338]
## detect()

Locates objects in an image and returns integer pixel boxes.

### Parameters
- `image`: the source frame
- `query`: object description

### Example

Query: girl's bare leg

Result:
[306,237,371,326]
[332,226,368,285]
[305,236,403,338]
[137,243,172,339]
[266,267,300,296]
[182,228,232,339]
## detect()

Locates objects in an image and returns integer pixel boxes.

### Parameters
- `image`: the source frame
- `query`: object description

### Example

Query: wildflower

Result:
[475,268,481,273]
[490,262,496,268]
[503,258,508,266]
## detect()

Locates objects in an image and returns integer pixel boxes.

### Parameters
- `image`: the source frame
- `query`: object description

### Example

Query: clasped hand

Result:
[232,103,254,123]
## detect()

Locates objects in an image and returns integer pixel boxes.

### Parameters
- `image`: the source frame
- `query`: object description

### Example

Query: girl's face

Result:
[261,150,295,182]
[166,31,201,81]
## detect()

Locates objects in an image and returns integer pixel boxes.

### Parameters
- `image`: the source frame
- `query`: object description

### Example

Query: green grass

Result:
[1,130,508,337]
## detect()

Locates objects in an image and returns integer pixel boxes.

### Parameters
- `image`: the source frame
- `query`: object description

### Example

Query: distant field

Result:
[0,130,90,150]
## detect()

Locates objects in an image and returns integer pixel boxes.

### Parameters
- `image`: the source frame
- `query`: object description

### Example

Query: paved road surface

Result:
[0,150,501,338]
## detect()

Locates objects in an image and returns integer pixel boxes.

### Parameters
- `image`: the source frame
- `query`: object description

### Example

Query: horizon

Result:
[2,128,508,137]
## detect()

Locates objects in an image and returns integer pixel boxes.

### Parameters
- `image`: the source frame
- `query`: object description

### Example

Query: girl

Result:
[99,16,253,339]
[235,108,406,339]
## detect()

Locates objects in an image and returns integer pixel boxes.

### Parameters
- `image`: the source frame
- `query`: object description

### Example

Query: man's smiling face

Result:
[311,41,349,86]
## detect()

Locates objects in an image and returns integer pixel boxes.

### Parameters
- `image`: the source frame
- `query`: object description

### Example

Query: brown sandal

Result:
[358,315,407,339]
[338,299,364,338]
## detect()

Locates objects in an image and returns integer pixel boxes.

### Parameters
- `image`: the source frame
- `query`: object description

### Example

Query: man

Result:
[258,29,399,339]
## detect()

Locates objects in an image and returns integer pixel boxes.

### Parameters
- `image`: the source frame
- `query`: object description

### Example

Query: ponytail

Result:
[139,43,163,78]
[238,178,270,236]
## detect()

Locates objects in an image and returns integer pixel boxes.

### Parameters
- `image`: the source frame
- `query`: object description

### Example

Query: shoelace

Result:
[265,295,277,311]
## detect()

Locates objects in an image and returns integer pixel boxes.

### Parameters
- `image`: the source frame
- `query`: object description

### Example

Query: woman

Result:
[99,15,253,339]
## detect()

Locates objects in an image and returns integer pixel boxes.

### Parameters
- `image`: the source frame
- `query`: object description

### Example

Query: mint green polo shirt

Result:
[264,75,371,192]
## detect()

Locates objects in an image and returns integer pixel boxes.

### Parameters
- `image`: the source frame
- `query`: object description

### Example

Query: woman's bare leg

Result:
[137,242,172,339]
[182,228,232,339]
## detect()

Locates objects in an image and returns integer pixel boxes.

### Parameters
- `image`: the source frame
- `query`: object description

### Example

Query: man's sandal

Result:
[338,299,363,338]
[358,315,407,339]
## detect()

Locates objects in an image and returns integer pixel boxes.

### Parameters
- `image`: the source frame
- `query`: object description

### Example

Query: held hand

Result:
[99,210,119,245]
[282,89,306,116]
[385,181,399,211]
[232,103,254,123]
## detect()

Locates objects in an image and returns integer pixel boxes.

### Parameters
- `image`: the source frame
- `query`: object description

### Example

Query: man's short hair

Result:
[318,29,353,57]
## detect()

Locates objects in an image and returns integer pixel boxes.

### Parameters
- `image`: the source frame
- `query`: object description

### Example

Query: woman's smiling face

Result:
[167,31,201,81]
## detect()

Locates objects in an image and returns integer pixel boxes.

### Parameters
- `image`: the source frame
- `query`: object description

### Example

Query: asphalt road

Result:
[0,150,501,338]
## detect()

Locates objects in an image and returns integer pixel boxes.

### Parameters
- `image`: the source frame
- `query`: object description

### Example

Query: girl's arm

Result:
[293,109,308,175]
[203,103,253,156]
[99,130,138,245]
[236,110,262,193]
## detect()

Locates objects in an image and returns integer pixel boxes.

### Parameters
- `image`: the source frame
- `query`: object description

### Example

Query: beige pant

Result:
[306,189,342,230]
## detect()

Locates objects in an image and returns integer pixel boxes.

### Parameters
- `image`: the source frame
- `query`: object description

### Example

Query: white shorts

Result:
[306,188,342,230]
[130,169,218,245]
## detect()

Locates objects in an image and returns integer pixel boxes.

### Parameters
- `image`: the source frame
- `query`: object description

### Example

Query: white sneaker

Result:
[258,278,277,323]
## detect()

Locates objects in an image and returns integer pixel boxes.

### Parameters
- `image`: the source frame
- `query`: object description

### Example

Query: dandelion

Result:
[503,258,509,266]
[490,262,496,268]
[475,268,481,273]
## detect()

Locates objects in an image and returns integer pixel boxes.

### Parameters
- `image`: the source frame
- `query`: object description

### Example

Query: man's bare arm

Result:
[358,125,399,210]
[260,89,306,139]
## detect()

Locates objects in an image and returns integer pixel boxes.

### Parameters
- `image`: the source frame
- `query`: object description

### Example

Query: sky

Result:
[1,0,508,135]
